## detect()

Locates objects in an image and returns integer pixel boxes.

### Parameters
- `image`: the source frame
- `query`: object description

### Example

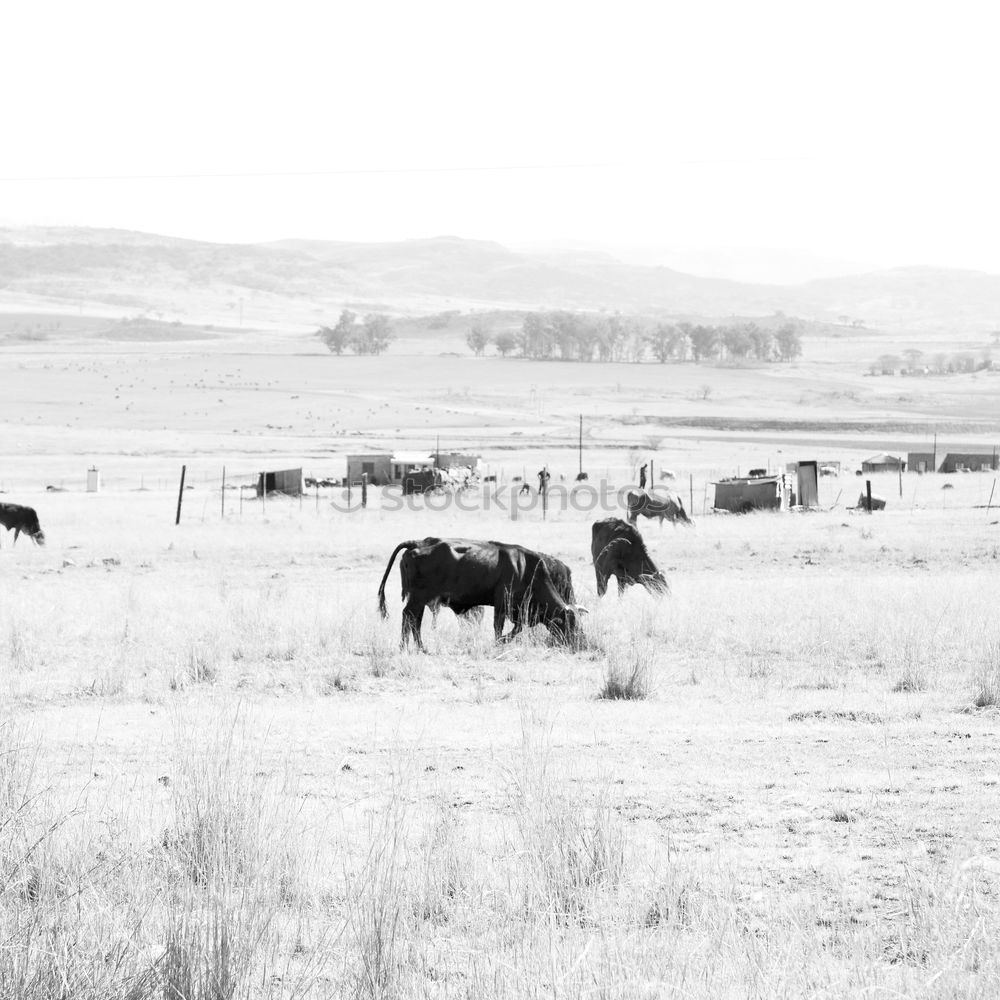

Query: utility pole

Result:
[578,414,583,476]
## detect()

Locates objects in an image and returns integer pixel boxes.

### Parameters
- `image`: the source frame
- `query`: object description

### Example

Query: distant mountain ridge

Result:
[0,226,998,333]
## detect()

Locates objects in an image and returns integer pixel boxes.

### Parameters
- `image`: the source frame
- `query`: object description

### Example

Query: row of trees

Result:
[315,308,804,364]
[317,310,394,355]
[871,348,993,375]
[466,313,803,363]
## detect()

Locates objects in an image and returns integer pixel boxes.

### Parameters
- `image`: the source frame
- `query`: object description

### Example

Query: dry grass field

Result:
[1,488,999,998]
[2,329,1000,998]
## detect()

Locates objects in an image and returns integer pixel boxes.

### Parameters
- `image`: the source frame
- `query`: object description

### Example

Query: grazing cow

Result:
[591,518,669,597]
[518,482,531,496]
[0,503,45,546]
[575,471,589,482]
[626,489,691,527]
[377,537,585,651]
[429,544,574,625]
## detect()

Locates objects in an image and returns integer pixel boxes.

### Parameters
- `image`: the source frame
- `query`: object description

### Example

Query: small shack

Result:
[346,454,393,486]
[713,474,784,513]
[796,461,819,507]
[907,451,936,473]
[257,468,303,497]
[938,452,997,473]
[861,453,905,474]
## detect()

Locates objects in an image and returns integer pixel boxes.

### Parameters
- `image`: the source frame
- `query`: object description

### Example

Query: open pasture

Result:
[1,484,999,997]
[2,333,999,498]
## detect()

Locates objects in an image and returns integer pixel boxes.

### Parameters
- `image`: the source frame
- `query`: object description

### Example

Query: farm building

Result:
[346,454,394,485]
[346,451,481,486]
[861,453,905,473]
[713,474,785,513]
[907,452,936,473]
[257,468,302,496]
[795,461,819,507]
[780,461,823,505]
[938,452,998,473]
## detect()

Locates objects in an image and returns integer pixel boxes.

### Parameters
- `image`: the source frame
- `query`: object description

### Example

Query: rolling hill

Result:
[0,226,998,334]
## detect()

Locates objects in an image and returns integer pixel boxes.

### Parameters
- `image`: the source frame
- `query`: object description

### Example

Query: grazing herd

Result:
[378,510,683,651]
[2,490,686,654]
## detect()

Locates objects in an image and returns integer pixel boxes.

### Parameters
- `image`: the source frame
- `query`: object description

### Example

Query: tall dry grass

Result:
[2,495,1000,995]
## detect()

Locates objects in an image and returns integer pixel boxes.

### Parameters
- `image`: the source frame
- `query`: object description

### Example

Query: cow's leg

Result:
[617,575,628,596]
[402,602,427,652]
[595,567,608,596]
[12,528,19,546]
[493,603,508,642]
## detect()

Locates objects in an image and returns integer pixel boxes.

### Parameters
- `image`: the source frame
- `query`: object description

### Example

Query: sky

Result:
[2,1,999,279]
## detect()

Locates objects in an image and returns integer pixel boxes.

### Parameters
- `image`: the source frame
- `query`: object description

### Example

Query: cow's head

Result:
[32,529,45,546]
[544,603,588,645]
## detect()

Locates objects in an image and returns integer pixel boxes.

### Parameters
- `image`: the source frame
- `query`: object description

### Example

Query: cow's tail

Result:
[377,540,423,618]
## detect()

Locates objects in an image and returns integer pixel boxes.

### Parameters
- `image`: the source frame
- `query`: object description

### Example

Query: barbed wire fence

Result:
[2,464,998,523]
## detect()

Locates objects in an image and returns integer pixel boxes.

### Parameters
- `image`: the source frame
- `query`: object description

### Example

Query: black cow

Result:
[429,543,574,626]
[377,537,585,651]
[626,489,691,527]
[591,518,669,597]
[0,503,45,546]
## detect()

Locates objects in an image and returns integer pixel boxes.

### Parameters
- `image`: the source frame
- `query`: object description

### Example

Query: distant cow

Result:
[0,503,45,546]
[575,472,589,481]
[377,537,585,651]
[591,518,669,597]
[626,489,691,527]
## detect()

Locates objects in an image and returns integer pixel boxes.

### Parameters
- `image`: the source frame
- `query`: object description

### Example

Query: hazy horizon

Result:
[1,220,988,287]
[4,2,1000,281]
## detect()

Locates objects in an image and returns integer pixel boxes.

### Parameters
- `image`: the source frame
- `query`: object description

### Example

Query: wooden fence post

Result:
[866,480,873,513]
[175,465,186,525]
